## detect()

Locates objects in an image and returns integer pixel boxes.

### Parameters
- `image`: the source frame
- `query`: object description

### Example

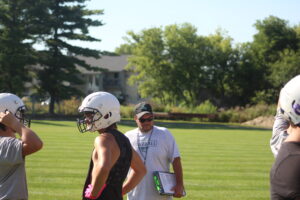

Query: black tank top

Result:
[270,142,300,200]
[82,129,132,200]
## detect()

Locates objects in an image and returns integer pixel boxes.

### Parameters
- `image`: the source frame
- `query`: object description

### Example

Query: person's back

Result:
[82,128,132,200]
[0,137,27,200]
[271,142,300,199]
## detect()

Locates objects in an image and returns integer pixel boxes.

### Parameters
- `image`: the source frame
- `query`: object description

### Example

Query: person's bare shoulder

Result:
[94,133,115,148]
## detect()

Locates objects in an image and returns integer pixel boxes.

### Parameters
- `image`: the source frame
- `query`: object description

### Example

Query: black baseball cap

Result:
[134,102,153,119]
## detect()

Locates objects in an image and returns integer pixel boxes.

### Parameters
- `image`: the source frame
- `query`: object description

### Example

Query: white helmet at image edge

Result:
[279,75,300,126]
[0,93,30,126]
[77,91,121,132]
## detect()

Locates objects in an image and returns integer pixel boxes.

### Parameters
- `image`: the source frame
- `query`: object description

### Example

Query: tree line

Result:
[1,1,299,113]
[0,0,102,114]
[116,16,300,108]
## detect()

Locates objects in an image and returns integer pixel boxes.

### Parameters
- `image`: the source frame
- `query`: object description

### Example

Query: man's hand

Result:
[172,183,185,198]
[0,111,21,132]
[84,184,106,199]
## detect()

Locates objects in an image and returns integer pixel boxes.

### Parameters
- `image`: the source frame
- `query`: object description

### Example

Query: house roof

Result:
[77,55,129,73]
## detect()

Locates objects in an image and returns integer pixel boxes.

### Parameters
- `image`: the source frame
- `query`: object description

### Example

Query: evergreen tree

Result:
[0,0,39,95]
[36,0,103,114]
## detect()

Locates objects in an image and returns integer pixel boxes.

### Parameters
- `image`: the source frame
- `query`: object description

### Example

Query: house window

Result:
[114,73,119,79]
[87,75,93,84]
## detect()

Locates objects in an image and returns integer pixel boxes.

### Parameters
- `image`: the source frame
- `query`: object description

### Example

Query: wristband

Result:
[84,184,107,199]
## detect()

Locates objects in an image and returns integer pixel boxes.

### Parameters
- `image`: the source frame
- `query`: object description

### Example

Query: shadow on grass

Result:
[32,120,75,127]
[119,120,270,131]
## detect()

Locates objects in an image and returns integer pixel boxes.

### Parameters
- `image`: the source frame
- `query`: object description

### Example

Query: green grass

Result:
[26,120,274,200]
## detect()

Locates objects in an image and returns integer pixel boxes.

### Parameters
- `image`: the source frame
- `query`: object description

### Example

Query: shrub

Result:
[24,96,276,123]
[24,99,48,114]
[193,100,217,114]
[24,97,81,115]
[121,105,134,119]
[215,103,276,123]
[55,97,81,115]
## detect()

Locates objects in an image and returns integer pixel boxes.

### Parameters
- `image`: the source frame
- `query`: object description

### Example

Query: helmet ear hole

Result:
[104,112,112,119]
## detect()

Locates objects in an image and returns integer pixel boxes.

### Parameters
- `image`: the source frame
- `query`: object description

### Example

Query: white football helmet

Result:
[0,93,31,127]
[279,75,300,126]
[77,91,121,133]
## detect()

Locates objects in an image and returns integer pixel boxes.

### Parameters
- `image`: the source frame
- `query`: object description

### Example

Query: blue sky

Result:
[77,0,300,52]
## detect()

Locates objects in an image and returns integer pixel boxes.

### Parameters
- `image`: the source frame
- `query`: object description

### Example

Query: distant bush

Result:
[167,105,188,113]
[55,97,81,115]
[121,105,134,119]
[215,103,276,123]
[193,100,217,114]
[24,97,276,123]
[24,97,81,115]
[24,99,48,114]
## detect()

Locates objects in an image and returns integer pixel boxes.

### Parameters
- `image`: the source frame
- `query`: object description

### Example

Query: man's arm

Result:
[90,135,117,197]
[122,148,146,195]
[0,111,43,156]
[172,157,185,198]
[20,126,43,156]
[270,103,290,157]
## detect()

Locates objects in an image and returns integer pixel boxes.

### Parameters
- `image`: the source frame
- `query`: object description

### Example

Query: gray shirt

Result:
[270,109,290,157]
[0,137,27,200]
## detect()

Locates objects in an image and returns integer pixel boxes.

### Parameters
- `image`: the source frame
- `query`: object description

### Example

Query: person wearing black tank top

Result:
[77,92,146,200]
[270,75,300,200]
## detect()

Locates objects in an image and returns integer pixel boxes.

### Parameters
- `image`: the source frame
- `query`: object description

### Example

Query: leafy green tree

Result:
[270,50,300,89]
[124,24,247,107]
[229,43,268,105]
[161,24,206,106]
[122,18,300,107]
[250,16,300,103]
[203,30,237,105]
[125,24,210,106]
[35,0,103,114]
[124,27,169,103]
[115,35,135,55]
[253,15,298,63]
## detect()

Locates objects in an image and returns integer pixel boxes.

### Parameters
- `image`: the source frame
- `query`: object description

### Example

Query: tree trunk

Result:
[49,96,55,115]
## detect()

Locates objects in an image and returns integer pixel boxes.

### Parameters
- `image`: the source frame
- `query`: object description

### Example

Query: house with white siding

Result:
[76,55,141,104]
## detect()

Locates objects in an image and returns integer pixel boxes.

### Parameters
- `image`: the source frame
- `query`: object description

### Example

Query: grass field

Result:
[26,120,274,200]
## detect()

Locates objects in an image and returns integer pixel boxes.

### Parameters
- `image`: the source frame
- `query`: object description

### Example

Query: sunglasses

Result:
[139,117,153,123]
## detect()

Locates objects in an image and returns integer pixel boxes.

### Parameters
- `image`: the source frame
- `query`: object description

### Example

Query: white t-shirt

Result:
[0,136,27,200]
[125,126,180,200]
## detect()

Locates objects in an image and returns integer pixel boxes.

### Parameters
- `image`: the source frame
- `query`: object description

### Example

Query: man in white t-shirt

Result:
[0,93,43,200]
[124,102,185,200]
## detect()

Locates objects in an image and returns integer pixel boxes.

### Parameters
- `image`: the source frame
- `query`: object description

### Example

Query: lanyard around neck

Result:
[137,128,154,165]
